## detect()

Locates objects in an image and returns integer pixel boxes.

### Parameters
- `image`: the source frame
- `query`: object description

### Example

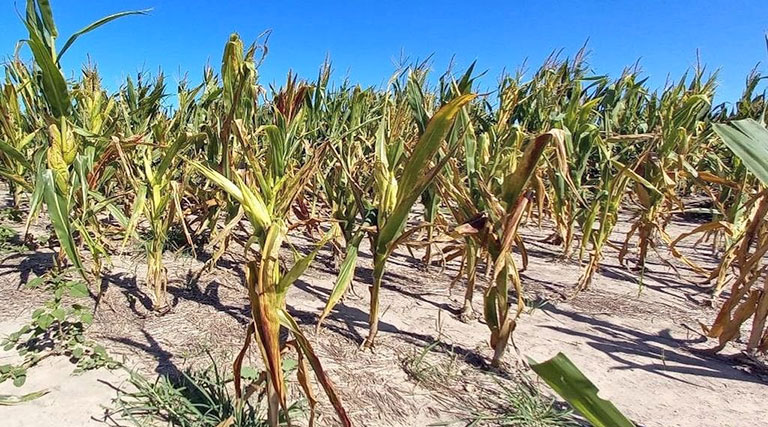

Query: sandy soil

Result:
[0,326,125,427]
[0,201,766,426]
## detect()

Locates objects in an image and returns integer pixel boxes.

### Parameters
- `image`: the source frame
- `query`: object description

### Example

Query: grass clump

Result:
[109,356,304,427]
[466,379,579,427]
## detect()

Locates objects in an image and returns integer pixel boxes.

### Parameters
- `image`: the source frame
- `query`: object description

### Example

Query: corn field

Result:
[2,2,768,426]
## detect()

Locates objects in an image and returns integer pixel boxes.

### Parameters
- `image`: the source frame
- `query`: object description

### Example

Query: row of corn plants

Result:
[2,1,768,424]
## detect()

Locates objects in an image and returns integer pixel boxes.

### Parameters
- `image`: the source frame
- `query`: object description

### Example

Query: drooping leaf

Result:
[155,132,203,182]
[245,226,288,418]
[0,140,33,171]
[501,130,563,206]
[317,232,362,329]
[0,389,49,406]
[279,308,351,427]
[188,160,245,202]
[530,352,635,427]
[41,170,85,277]
[0,170,32,192]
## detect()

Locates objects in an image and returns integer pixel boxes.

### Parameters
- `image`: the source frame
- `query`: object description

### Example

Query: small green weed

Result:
[109,355,303,427]
[0,273,118,386]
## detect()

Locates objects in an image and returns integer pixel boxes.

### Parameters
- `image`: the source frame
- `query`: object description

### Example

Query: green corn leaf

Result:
[41,170,85,277]
[317,232,363,329]
[37,0,57,38]
[26,0,43,40]
[579,193,604,261]
[121,185,146,250]
[18,131,40,150]
[88,191,130,229]
[0,140,33,171]
[378,142,459,256]
[155,132,204,182]
[530,352,635,427]
[397,93,475,200]
[276,225,338,295]
[57,9,152,62]
[234,172,272,230]
[713,119,768,187]
[73,153,92,209]
[22,28,69,117]
[483,286,499,333]
[24,151,48,236]
[377,95,474,253]
[462,114,477,175]
[374,117,389,170]
[610,159,662,196]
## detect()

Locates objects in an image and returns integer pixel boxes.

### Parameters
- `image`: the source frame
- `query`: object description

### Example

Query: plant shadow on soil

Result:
[0,250,55,287]
[537,304,768,386]
[291,277,499,374]
[83,238,767,391]
[108,329,184,379]
[3,216,766,426]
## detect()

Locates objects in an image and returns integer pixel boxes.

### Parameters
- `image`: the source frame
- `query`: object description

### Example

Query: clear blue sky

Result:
[1,1,766,104]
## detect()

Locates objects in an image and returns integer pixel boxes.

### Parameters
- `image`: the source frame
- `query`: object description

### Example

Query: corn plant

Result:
[189,38,350,424]
[703,119,768,354]
[0,61,39,205]
[574,72,656,290]
[116,124,203,311]
[617,70,717,273]
[19,0,146,286]
[440,127,564,366]
[200,34,264,268]
[317,84,475,348]
[306,64,381,264]
[672,73,768,300]
[191,158,350,426]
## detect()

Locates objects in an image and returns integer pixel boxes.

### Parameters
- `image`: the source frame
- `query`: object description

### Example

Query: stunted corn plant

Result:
[520,52,591,256]
[703,119,768,354]
[198,33,265,269]
[672,73,768,300]
[190,35,350,426]
[317,77,475,347]
[109,69,211,311]
[192,151,350,426]
[306,64,382,265]
[115,121,203,311]
[575,71,656,290]
[618,70,717,273]
[440,128,565,366]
